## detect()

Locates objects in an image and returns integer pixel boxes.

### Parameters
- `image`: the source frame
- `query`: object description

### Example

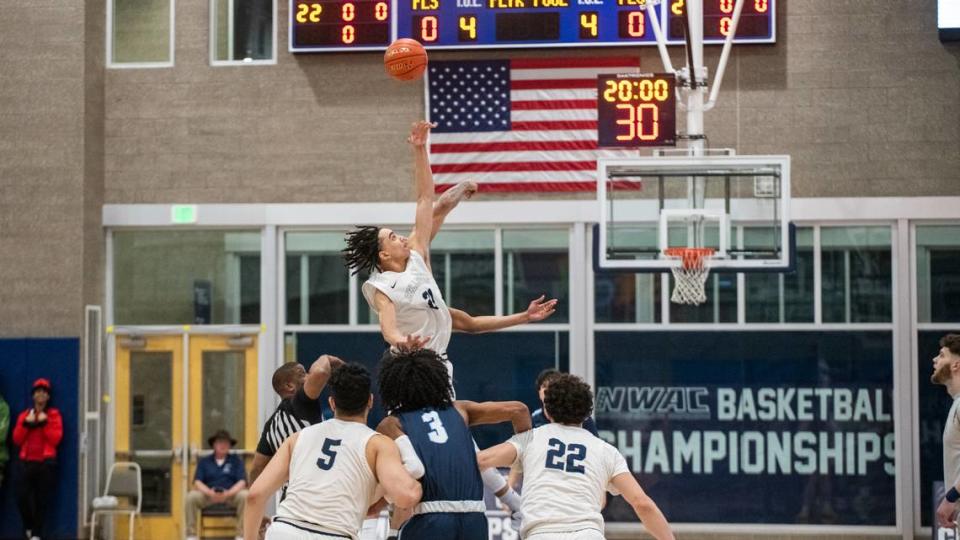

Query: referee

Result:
[250,354,343,484]
[932,334,960,528]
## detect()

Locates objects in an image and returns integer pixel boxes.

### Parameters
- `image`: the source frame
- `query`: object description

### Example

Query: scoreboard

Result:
[597,73,676,147]
[290,0,775,52]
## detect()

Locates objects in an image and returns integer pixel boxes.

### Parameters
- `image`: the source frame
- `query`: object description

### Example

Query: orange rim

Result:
[663,247,716,269]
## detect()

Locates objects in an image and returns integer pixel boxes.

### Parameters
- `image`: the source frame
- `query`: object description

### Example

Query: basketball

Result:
[384,39,428,82]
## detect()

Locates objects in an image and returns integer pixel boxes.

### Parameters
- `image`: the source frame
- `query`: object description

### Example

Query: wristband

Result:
[947,487,960,503]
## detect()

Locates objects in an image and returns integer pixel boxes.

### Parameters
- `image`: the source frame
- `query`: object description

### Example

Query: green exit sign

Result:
[171,205,197,224]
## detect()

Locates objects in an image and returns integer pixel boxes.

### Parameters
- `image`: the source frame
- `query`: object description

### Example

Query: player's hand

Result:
[26,409,36,423]
[37,411,47,423]
[938,498,958,528]
[395,334,430,352]
[462,181,478,199]
[525,295,558,322]
[407,121,436,147]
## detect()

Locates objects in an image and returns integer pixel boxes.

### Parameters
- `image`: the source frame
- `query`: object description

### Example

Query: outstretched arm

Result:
[610,473,674,540]
[450,296,558,333]
[406,121,436,259]
[477,441,519,471]
[430,181,478,241]
[244,434,295,540]
[455,400,531,434]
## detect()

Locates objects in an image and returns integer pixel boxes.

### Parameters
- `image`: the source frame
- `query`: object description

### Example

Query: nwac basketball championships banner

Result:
[594,331,896,526]
[425,57,642,193]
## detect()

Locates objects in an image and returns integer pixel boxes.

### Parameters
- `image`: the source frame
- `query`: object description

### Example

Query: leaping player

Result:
[341,120,557,519]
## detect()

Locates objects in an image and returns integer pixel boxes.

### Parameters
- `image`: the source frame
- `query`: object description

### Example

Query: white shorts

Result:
[525,528,605,540]
[265,521,353,540]
[359,516,389,540]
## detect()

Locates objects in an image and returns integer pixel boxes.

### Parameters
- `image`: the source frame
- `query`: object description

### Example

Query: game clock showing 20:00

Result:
[597,74,676,147]
[289,0,775,52]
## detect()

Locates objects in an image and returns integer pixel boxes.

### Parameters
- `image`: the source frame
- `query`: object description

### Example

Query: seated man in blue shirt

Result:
[531,369,599,436]
[186,430,248,540]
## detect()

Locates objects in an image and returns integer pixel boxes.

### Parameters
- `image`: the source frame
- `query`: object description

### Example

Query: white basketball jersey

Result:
[276,419,380,539]
[362,250,452,357]
[508,423,630,538]
[944,395,960,488]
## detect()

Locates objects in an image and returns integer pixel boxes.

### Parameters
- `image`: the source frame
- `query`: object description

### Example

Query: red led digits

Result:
[375,1,388,20]
[421,16,438,41]
[598,75,676,148]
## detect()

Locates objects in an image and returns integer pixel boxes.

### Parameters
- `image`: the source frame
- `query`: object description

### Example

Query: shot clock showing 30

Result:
[597,73,676,147]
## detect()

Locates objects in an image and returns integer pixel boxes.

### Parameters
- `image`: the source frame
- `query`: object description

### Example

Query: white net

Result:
[665,248,714,305]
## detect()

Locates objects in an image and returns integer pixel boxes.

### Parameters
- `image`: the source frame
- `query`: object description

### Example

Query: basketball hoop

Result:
[664,247,715,305]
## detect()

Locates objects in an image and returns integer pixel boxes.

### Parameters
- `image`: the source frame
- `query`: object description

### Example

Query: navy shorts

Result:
[399,512,487,540]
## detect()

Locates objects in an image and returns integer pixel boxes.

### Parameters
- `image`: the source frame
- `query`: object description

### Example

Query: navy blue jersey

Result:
[397,406,483,503]
[531,407,600,437]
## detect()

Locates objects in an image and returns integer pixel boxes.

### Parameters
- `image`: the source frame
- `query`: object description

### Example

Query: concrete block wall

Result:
[0,0,103,337]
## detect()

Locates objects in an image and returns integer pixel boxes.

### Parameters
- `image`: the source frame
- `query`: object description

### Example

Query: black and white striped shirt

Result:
[256,387,323,457]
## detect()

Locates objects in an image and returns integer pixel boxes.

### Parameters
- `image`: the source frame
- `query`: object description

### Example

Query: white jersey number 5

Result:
[421,411,449,444]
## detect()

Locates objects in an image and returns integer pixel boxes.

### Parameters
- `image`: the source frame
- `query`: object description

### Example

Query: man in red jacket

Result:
[12,378,63,540]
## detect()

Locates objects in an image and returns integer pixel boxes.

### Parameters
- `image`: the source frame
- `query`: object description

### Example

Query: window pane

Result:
[202,351,246,445]
[213,0,273,61]
[745,227,814,323]
[114,231,260,324]
[357,269,377,325]
[504,229,569,323]
[239,255,261,324]
[917,225,960,323]
[286,232,349,324]
[822,227,892,323]
[130,351,172,513]
[112,0,171,63]
[594,227,661,323]
[669,273,737,322]
[286,255,303,325]
[430,231,495,316]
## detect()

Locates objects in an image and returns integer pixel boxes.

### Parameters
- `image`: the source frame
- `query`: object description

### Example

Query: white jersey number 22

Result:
[421,411,449,444]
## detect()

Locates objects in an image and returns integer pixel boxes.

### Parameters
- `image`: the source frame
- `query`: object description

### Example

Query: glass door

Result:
[114,335,184,539]
[187,335,259,473]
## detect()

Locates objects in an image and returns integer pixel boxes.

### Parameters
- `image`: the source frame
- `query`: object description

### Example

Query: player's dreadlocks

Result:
[378,349,454,413]
[342,225,381,275]
[544,373,594,426]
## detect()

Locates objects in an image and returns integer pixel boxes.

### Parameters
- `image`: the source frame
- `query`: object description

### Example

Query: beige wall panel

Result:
[0,0,90,336]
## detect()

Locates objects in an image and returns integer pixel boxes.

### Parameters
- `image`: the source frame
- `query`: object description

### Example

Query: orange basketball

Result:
[384,39,428,82]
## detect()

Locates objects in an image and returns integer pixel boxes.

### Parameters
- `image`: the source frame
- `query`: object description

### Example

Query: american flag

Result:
[426,57,643,193]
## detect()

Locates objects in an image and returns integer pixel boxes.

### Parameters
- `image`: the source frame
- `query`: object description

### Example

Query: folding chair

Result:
[90,462,142,539]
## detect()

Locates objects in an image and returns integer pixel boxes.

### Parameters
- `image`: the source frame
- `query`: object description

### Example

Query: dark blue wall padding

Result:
[0,338,80,540]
